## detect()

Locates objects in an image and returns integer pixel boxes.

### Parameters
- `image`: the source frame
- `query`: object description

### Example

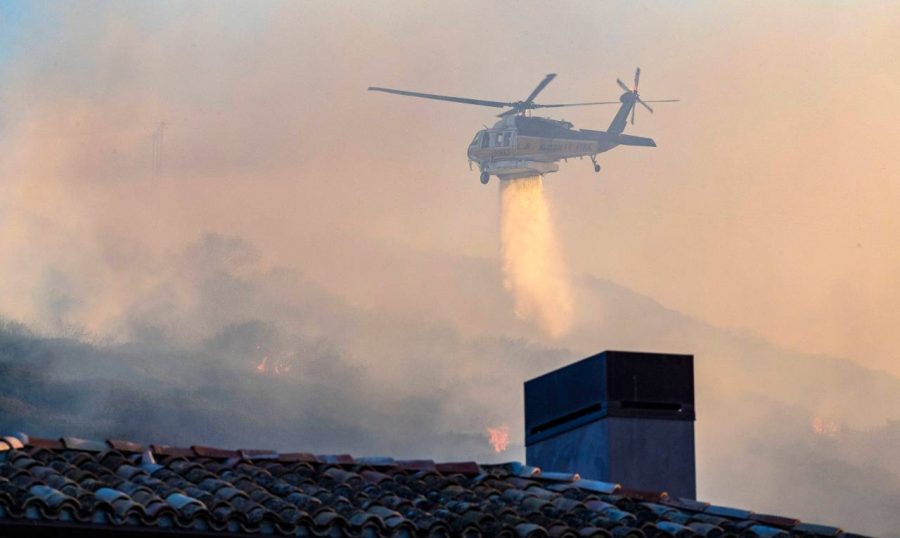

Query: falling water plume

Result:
[499,177,573,338]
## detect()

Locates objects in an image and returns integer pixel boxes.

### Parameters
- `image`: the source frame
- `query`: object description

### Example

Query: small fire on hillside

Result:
[487,425,510,453]
[811,416,840,437]
[254,355,292,376]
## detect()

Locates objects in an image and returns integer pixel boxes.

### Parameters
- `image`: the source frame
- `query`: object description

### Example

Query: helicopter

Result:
[369,69,678,184]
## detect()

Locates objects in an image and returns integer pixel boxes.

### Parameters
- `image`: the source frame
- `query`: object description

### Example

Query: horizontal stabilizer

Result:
[615,134,656,147]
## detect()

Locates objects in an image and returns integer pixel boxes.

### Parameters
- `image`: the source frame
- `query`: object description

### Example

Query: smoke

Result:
[499,177,573,338]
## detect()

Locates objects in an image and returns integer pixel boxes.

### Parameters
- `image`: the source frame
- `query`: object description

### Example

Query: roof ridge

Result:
[0,431,861,537]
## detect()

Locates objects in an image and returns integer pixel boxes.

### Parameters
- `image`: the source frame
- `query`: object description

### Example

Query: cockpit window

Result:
[471,133,482,146]
[481,132,491,148]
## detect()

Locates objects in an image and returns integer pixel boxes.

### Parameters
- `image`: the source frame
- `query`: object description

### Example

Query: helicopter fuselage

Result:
[467,115,651,180]
[368,70,675,183]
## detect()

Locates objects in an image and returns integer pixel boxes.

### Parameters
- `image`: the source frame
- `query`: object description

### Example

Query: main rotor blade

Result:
[630,106,636,125]
[616,79,631,93]
[634,67,641,90]
[535,101,621,108]
[367,87,511,108]
[637,99,654,113]
[524,73,557,104]
[639,99,681,103]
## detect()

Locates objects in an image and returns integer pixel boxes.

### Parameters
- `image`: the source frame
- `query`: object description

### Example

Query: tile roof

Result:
[0,433,866,537]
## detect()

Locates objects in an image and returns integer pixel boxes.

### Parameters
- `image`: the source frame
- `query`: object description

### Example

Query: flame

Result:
[487,425,510,453]
[811,416,839,437]
[499,177,573,338]
[254,353,292,376]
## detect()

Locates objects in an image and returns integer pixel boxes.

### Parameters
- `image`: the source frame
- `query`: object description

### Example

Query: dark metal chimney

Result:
[524,351,696,499]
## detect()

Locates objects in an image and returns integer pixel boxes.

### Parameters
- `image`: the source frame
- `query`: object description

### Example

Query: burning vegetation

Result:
[254,346,293,376]
[486,425,510,453]
[811,416,840,438]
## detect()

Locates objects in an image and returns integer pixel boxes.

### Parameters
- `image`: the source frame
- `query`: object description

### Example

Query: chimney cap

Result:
[525,351,694,445]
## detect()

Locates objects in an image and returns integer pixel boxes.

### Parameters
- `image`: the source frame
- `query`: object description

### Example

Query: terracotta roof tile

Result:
[19,436,62,450]
[149,444,194,458]
[275,452,319,464]
[434,461,481,475]
[191,445,240,459]
[573,478,621,495]
[750,512,800,528]
[396,459,437,472]
[238,449,278,460]
[317,454,354,465]
[616,487,668,503]
[2,436,25,450]
[0,431,863,537]
[663,496,709,513]
[107,439,144,453]
[704,503,754,519]
[60,437,108,452]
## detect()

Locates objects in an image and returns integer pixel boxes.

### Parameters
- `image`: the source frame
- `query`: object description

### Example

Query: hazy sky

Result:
[3,0,897,371]
[1,1,900,533]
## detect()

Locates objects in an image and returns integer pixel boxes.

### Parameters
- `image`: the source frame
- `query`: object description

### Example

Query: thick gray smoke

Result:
[3,234,900,535]
[0,234,564,461]
[0,235,900,536]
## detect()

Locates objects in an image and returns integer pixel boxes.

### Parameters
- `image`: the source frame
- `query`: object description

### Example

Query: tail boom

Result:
[614,133,656,147]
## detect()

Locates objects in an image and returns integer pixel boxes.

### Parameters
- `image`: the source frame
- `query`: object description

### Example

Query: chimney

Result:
[524,351,696,499]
